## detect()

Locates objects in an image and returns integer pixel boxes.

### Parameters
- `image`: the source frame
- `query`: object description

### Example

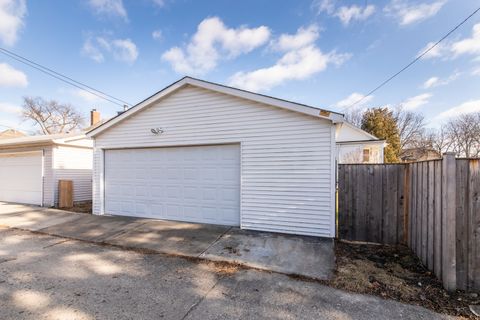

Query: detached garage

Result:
[0,151,43,205]
[87,77,346,238]
[0,134,93,207]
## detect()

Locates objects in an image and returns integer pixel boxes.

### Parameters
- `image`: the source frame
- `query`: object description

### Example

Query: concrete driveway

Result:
[0,227,451,320]
[0,202,334,280]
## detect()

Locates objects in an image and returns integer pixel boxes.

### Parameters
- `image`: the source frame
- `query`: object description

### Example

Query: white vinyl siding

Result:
[53,146,93,204]
[0,142,92,207]
[337,143,384,164]
[92,85,334,237]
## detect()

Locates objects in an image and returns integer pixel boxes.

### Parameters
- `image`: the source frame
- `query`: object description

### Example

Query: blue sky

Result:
[0,0,479,133]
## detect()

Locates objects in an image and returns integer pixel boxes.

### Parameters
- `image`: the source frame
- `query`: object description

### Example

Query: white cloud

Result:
[162,17,270,74]
[82,37,105,62]
[384,0,446,26]
[451,23,480,58]
[418,41,449,59]
[335,92,373,109]
[419,23,480,61]
[0,63,28,87]
[335,5,375,26]
[88,0,127,20]
[422,71,460,89]
[229,47,349,92]
[72,89,101,103]
[0,102,21,114]
[472,66,480,76]
[422,77,439,89]
[312,0,375,25]
[152,29,162,40]
[111,39,138,63]
[436,99,480,120]
[228,25,350,92]
[312,0,335,15]
[82,36,138,63]
[272,25,320,51]
[151,0,164,7]
[402,93,432,110]
[0,0,26,46]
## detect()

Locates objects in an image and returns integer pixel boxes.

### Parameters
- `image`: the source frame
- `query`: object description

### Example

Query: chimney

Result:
[90,109,101,126]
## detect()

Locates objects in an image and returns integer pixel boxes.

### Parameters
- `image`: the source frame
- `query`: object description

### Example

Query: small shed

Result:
[0,133,93,206]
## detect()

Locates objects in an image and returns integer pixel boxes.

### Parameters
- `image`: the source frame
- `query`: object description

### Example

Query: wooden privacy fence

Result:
[337,154,480,292]
[337,164,407,245]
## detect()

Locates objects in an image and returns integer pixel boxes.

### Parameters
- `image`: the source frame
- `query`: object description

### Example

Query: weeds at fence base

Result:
[333,240,479,319]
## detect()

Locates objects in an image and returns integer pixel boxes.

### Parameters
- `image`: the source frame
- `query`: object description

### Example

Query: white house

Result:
[336,122,386,164]
[0,133,93,207]
[87,77,376,238]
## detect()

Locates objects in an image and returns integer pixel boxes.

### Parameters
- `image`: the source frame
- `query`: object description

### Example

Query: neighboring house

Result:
[400,148,441,162]
[87,77,375,238]
[0,129,26,139]
[0,108,108,207]
[0,133,93,207]
[335,122,386,164]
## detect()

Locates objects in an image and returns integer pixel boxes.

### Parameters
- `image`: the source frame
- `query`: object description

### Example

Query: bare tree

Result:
[22,97,85,135]
[343,107,364,127]
[393,106,427,150]
[444,113,480,157]
[427,126,452,154]
[345,106,428,151]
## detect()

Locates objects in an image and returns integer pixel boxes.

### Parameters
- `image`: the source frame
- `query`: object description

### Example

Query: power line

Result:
[0,47,132,107]
[343,6,480,111]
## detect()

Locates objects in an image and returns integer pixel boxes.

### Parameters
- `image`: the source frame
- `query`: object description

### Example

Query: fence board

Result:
[337,164,406,244]
[422,162,428,265]
[427,161,435,270]
[410,162,417,251]
[338,157,480,292]
[456,160,469,290]
[468,160,480,291]
[434,160,443,279]
[416,162,422,257]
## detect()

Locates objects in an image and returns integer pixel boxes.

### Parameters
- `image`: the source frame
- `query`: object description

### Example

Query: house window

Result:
[362,148,370,163]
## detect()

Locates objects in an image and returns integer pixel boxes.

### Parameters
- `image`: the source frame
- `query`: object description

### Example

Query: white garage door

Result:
[0,151,43,205]
[104,144,240,226]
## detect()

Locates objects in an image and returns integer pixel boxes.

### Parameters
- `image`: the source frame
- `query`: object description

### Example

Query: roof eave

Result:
[0,141,55,149]
[336,139,387,145]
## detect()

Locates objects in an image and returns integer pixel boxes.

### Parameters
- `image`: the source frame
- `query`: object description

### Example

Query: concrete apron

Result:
[0,203,334,280]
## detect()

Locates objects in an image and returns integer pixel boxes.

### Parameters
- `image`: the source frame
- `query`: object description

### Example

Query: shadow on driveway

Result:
[0,202,334,280]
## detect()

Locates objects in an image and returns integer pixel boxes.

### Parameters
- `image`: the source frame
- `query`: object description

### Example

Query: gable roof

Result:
[336,121,382,142]
[0,129,26,139]
[87,76,345,137]
[0,132,91,149]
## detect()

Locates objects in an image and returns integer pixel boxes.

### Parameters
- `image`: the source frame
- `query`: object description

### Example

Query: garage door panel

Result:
[0,152,43,205]
[105,144,240,226]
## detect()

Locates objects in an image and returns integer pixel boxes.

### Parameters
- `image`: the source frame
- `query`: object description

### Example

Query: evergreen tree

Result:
[361,108,401,163]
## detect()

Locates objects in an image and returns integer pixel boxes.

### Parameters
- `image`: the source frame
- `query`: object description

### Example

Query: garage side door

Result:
[0,151,43,205]
[104,144,240,226]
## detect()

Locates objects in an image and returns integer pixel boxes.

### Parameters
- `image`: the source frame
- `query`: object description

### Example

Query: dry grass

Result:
[60,201,92,214]
[331,241,479,319]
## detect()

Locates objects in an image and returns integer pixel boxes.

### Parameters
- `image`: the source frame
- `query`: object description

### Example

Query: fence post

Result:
[403,163,410,245]
[442,152,457,291]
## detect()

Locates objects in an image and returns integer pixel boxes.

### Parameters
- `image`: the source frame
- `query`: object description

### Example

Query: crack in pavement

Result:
[180,275,223,320]
[42,239,71,249]
[197,227,232,258]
